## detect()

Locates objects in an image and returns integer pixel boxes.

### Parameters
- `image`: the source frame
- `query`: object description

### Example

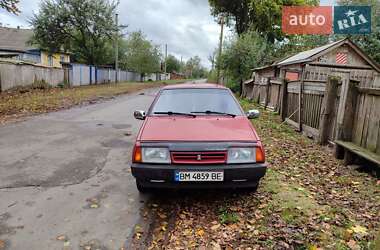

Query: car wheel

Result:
[136,181,150,193]
[241,183,258,194]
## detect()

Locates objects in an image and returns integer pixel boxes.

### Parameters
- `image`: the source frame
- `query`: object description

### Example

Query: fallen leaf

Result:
[56,235,66,241]
[350,225,368,236]
[0,240,5,249]
[158,212,167,219]
[196,229,205,237]
[347,239,360,250]
[308,245,318,250]
[211,224,220,231]
[90,204,99,209]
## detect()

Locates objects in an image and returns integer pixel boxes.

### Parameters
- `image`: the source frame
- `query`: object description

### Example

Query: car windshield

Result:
[151,88,243,116]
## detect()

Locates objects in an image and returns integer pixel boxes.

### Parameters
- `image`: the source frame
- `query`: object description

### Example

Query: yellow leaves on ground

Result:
[196,229,205,237]
[350,225,368,236]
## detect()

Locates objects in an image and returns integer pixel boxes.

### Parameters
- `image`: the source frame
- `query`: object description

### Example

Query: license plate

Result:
[175,171,224,182]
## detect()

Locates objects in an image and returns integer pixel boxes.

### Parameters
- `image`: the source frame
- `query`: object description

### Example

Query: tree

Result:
[209,0,319,42]
[219,30,273,93]
[337,0,380,64]
[185,56,207,78]
[274,35,329,60]
[165,55,181,73]
[0,0,19,14]
[208,50,218,70]
[31,0,118,65]
[121,31,161,78]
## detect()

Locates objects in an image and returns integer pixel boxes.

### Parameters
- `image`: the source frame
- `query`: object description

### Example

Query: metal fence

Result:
[0,60,64,91]
[0,61,170,91]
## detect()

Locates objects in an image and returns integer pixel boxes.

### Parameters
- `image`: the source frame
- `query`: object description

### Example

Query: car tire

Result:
[136,181,151,193]
[241,183,259,194]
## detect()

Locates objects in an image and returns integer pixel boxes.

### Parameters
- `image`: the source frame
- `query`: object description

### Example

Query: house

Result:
[170,71,185,80]
[244,38,380,108]
[243,38,380,166]
[0,27,70,68]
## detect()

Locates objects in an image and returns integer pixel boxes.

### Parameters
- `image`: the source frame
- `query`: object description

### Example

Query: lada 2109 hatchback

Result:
[132,84,266,192]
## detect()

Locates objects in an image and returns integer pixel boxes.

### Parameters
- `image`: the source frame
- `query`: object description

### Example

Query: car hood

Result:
[139,116,258,142]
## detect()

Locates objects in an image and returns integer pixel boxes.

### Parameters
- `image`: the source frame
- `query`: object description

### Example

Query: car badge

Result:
[197,154,202,161]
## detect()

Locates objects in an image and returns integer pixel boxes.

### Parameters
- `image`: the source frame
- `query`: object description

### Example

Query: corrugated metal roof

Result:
[0,27,36,52]
[276,39,345,66]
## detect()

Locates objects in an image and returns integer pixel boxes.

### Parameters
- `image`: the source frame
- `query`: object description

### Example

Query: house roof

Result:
[0,27,36,52]
[276,39,345,66]
[253,38,380,72]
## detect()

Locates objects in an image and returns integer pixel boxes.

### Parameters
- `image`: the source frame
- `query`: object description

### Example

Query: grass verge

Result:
[0,79,188,124]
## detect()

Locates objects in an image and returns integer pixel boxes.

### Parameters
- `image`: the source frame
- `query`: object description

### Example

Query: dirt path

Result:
[131,99,380,250]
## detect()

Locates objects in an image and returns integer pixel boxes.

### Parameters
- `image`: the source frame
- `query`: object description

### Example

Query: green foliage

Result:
[165,55,181,73]
[219,30,273,92]
[0,0,19,14]
[337,0,380,64]
[31,0,118,65]
[274,35,330,60]
[32,78,51,90]
[121,31,161,76]
[185,56,208,79]
[208,0,319,42]
[207,70,218,83]
[218,207,239,224]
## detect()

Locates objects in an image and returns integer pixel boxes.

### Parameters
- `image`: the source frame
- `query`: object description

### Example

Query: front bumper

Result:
[131,163,267,188]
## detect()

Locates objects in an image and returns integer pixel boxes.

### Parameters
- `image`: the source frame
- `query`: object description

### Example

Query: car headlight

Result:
[227,148,256,164]
[142,148,171,164]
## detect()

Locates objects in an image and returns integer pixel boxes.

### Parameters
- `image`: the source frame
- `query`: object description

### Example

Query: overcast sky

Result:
[0,0,335,68]
[0,0,231,68]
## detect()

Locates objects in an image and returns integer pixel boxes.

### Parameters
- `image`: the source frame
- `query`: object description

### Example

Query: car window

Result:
[150,88,243,116]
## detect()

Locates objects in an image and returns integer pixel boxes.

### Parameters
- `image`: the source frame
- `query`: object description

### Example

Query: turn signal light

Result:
[133,144,142,163]
[256,146,265,163]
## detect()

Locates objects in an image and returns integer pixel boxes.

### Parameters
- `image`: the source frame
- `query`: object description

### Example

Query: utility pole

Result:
[164,44,168,74]
[115,13,119,83]
[216,14,225,85]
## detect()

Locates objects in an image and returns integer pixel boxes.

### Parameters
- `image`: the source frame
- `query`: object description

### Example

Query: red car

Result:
[132,84,266,192]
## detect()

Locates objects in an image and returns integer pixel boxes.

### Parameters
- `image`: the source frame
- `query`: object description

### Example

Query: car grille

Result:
[171,151,227,164]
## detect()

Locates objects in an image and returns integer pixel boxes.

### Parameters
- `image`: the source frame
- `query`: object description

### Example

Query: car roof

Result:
[162,83,228,90]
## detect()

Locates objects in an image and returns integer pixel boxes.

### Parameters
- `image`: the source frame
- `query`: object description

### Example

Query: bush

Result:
[31,78,51,90]
[226,80,240,93]
[207,70,218,83]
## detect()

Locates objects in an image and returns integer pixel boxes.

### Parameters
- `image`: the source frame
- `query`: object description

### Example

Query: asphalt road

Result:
[0,82,194,249]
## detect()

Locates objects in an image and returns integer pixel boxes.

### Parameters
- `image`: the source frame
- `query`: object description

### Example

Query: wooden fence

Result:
[243,65,380,165]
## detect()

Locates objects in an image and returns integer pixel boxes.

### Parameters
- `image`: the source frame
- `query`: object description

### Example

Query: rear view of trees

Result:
[31,0,118,65]
[0,0,19,14]
[218,30,273,92]
[185,56,208,79]
[209,0,318,42]
[121,31,161,78]
[165,55,181,73]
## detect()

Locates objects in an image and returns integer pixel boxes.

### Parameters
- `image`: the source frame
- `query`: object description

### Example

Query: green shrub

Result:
[31,78,51,90]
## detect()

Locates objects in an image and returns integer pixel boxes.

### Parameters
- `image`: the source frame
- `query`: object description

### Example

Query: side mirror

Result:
[134,110,146,120]
[246,109,260,119]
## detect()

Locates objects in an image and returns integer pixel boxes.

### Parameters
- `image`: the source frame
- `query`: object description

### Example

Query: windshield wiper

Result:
[154,111,196,118]
[191,110,236,118]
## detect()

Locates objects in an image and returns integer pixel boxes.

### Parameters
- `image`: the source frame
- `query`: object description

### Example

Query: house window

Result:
[48,55,53,66]
[60,55,65,62]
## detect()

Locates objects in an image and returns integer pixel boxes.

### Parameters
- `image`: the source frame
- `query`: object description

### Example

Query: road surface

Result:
[0,80,204,249]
